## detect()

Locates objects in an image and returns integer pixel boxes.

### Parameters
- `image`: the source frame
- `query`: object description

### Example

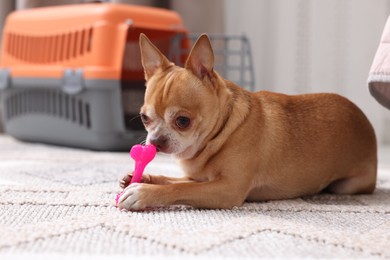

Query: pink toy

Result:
[115,144,157,207]
[115,191,125,206]
[129,144,157,184]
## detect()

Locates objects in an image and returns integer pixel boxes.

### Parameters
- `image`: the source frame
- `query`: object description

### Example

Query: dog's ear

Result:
[139,33,171,81]
[185,34,215,80]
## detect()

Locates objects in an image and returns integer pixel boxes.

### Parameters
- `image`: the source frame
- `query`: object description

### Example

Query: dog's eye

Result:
[175,116,191,129]
[140,113,150,124]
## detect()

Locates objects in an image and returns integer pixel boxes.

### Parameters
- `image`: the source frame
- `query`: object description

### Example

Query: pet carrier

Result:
[0,3,189,150]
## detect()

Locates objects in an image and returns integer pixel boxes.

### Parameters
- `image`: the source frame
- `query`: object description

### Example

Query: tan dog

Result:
[118,33,377,210]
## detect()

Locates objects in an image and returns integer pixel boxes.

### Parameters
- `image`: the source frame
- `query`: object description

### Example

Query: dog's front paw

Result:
[118,173,131,189]
[118,172,152,189]
[117,183,156,211]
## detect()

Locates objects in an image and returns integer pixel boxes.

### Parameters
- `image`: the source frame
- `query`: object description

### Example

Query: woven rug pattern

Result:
[0,135,390,259]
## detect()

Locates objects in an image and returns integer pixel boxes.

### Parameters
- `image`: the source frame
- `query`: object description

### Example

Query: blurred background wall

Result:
[0,0,389,146]
[224,0,390,146]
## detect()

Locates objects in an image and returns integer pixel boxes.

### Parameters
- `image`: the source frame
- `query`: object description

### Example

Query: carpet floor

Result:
[0,135,389,259]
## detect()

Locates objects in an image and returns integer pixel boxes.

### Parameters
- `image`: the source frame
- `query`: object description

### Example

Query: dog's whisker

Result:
[129,114,141,123]
[134,135,147,145]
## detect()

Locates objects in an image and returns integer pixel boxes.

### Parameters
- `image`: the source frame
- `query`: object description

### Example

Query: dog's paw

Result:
[118,173,131,189]
[118,172,152,189]
[117,183,155,210]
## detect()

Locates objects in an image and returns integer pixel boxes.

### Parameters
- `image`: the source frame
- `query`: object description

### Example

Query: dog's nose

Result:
[150,136,168,151]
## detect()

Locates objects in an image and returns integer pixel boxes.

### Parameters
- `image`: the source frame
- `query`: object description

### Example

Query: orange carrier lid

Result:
[0,3,187,80]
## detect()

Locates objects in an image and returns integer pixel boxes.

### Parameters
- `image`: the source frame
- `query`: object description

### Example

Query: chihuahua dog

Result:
[118,33,377,210]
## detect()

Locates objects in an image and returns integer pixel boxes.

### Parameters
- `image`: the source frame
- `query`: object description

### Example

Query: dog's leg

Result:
[148,175,194,185]
[326,163,377,194]
[119,172,193,188]
[117,180,246,210]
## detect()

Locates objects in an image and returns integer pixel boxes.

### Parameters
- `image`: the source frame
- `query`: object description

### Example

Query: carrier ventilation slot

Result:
[6,27,94,63]
[5,89,91,129]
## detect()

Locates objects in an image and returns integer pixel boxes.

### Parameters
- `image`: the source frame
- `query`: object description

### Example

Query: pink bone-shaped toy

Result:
[129,144,157,184]
[115,144,157,207]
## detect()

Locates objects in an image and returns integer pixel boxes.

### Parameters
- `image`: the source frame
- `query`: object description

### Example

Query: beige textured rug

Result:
[0,135,390,259]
